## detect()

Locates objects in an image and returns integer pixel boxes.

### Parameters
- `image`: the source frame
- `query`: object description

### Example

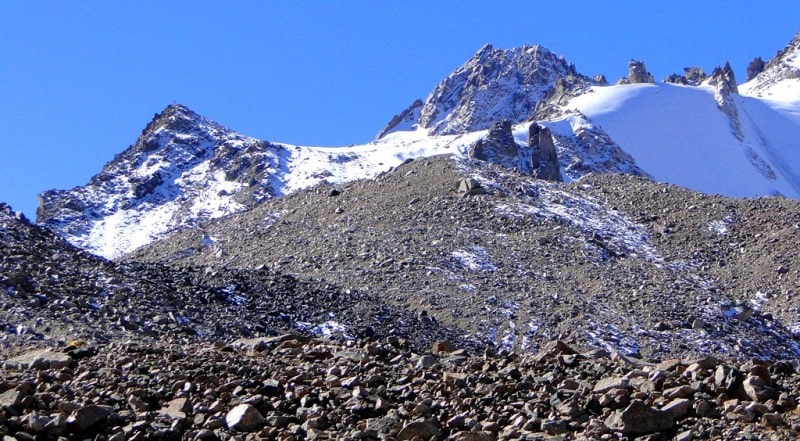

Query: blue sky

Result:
[2,1,799,218]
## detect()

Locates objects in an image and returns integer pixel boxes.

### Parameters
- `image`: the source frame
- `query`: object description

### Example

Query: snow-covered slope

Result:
[740,30,800,103]
[38,31,800,259]
[568,82,800,197]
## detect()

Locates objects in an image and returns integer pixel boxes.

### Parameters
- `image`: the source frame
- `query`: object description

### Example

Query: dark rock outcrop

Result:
[664,67,707,86]
[468,120,526,172]
[747,57,766,81]
[529,123,562,182]
[628,60,655,84]
[376,99,424,139]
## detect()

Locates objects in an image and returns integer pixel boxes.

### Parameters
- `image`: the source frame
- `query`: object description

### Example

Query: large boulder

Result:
[605,400,675,434]
[529,123,563,182]
[468,120,525,171]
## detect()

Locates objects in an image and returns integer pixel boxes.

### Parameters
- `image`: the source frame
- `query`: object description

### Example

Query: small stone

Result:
[542,419,568,435]
[762,412,784,426]
[225,404,265,431]
[432,340,456,354]
[661,398,692,420]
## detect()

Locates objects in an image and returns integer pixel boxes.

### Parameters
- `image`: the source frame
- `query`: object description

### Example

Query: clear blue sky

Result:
[2,1,799,219]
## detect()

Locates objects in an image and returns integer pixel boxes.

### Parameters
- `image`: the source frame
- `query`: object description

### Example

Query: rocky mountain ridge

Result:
[740,30,800,99]
[37,104,290,258]
[377,44,598,138]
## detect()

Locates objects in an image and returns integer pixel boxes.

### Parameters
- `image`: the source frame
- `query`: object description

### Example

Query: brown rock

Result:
[593,376,630,393]
[663,385,693,400]
[159,397,192,419]
[452,432,496,441]
[661,398,692,420]
[432,340,456,354]
[534,340,578,361]
[604,400,674,435]
[397,420,442,440]
[742,375,778,402]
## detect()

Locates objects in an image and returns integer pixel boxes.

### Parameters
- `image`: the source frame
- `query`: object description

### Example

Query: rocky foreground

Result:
[3,336,800,440]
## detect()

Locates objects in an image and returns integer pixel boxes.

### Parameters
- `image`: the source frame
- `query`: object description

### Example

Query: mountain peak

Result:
[740,29,800,99]
[378,43,593,138]
[139,103,215,138]
[37,103,287,258]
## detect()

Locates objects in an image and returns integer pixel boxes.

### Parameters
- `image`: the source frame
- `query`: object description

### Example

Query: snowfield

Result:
[569,83,800,198]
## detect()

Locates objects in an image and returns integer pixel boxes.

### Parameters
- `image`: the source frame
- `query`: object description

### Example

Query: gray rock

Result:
[3,349,71,370]
[159,397,191,419]
[743,375,778,402]
[225,403,265,431]
[542,419,568,435]
[397,420,442,440]
[457,178,485,196]
[661,398,692,420]
[529,123,562,182]
[0,389,25,408]
[67,405,113,430]
[605,399,674,435]
[715,365,743,393]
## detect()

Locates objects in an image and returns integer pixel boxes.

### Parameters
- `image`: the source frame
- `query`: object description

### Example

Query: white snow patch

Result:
[708,215,736,236]
[452,246,497,272]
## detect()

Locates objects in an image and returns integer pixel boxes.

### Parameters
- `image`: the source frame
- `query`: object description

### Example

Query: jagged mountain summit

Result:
[377,44,599,138]
[37,30,800,260]
[37,104,290,258]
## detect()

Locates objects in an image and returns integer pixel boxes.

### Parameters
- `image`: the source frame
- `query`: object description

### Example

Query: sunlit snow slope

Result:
[568,83,800,197]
